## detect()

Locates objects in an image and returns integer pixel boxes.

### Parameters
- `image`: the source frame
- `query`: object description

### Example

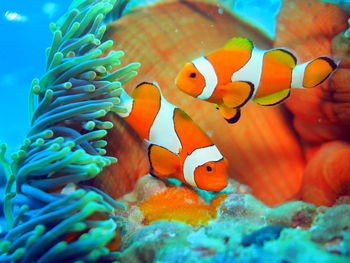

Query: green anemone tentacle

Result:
[0,0,139,262]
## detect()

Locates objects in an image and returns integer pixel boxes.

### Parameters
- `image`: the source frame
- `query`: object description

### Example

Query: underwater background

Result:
[0,0,280,229]
[0,0,350,262]
[0,0,279,154]
[0,0,280,230]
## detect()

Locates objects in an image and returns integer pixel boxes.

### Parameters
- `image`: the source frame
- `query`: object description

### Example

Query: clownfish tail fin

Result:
[292,57,338,89]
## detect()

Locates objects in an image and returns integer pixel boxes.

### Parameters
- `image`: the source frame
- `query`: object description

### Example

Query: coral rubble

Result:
[117,176,350,263]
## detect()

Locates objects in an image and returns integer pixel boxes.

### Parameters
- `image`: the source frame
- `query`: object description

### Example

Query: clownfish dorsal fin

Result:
[224,37,254,51]
[148,144,180,178]
[218,104,241,124]
[132,82,162,101]
[222,81,254,108]
[266,48,297,69]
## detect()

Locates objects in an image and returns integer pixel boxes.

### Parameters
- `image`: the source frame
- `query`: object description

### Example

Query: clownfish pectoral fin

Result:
[222,81,254,108]
[253,88,290,106]
[224,37,254,51]
[148,144,180,178]
[218,104,241,124]
[132,82,162,101]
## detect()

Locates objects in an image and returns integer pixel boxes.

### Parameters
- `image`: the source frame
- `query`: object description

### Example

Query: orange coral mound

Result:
[138,187,226,226]
[301,141,350,206]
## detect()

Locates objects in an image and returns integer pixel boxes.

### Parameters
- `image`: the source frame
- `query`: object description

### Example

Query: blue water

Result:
[0,1,71,155]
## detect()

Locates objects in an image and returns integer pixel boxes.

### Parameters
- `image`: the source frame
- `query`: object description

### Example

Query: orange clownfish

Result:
[175,37,338,123]
[117,82,228,191]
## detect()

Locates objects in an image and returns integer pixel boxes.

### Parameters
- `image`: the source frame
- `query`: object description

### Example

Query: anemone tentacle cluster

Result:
[0,0,139,261]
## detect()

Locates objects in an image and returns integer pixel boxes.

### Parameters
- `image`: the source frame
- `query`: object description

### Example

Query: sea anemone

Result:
[0,0,139,261]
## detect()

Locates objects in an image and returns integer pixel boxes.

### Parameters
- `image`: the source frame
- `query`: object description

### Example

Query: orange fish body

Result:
[175,37,337,123]
[118,82,228,191]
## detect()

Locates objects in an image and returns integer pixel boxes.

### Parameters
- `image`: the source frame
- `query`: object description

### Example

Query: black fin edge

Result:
[235,81,255,108]
[135,81,155,89]
[306,57,338,87]
[274,48,297,65]
[147,144,155,175]
[225,108,241,124]
[319,56,338,71]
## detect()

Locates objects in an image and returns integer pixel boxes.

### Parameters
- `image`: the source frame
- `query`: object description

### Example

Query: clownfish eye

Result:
[189,72,196,78]
[206,165,213,172]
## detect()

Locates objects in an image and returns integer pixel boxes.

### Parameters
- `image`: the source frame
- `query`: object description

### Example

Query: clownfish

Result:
[117,82,228,191]
[175,37,338,123]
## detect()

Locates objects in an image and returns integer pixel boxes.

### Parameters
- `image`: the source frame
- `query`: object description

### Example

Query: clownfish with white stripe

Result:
[117,82,228,191]
[175,37,338,123]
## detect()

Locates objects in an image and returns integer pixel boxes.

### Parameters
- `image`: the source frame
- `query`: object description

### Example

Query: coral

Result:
[301,141,350,206]
[318,0,350,14]
[0,0,139,261]
[275,0,350,206]
[120,221,192,263]
[218,193,270,223]
[103,0,305,206]
[116,175,251,229]
[118,188,350,262]
[331,17,350,127]
[276,0,349,141]
[311,204,350,243]
[267,201,317,228]
[138,186,226,226]
[115,175,349,261]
